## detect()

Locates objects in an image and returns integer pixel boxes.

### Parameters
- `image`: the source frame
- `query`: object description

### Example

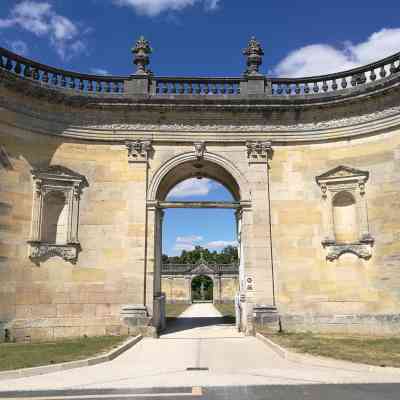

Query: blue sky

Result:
[1,1,400,77]
[1,1,399,255]
[164,179,237,256]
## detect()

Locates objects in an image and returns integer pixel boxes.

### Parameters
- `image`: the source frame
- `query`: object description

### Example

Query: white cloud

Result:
[205,240,238,249]
[176,235,203,243]
[10,40,29,56]
[113,0,220,16]
[275,28,400,77]
[0,1,88,60]
[91,68,110,76]
[173,234,203,252]
[167,178,214,198]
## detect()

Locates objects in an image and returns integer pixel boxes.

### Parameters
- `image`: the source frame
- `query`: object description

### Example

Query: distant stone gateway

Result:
[1,37,400,341]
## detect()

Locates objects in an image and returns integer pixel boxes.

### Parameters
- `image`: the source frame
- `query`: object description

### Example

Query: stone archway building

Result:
[1,37,400,340]
[161,261,239,304]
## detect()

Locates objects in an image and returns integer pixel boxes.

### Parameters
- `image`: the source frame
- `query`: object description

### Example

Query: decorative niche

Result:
[316,166,374,261]
[28,166,88,264]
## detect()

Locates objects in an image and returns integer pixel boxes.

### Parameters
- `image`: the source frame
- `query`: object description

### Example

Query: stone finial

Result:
[243,36,264,76]
[132,36,152,75]
[126,140,152,163]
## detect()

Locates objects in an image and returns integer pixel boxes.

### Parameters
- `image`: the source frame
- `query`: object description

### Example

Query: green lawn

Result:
[165,303,190,318]
[0,335,128,372]
[260,331,400,368]
[214,303,236,323]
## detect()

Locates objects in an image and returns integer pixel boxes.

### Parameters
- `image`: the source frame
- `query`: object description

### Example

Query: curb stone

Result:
[256,333,400,375]
[0,335,143,381]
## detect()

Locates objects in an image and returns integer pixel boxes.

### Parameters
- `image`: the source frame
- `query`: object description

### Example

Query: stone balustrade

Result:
[1,43,399,100]
[153,77,242,96]
[0,47,126,94]
[270,52,400,96]
[162,263,239,275]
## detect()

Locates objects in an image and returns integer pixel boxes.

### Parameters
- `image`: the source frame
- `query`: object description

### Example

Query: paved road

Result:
[1,384,400,400]
[1,304,400,399]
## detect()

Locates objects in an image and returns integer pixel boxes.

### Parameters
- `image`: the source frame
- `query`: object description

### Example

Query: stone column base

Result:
[253,305,280,332]
[120,305,157,337]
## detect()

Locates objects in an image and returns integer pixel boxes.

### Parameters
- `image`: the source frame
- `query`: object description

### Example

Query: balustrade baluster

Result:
[0,55,4,68]
[351,75,357,86]
[52,73,58,86]
[162,82,169,94]
[114,82,120,93]
[24,64,31,78]
[42,71,49,83]
[212,83,218,94]
[79,79,84,91]
[33,68,40,80]
[220,83,226,94]
[171,82,177,94]
[322,81,328,92]
[277,84,283,95]
[179,82,185,94]
[228,83,234,94]
[88,80,93,91]
[285,84,291,95]
[14,62,21,75]
[69,77,76,89]
[341,77,347,89]
[5,58,12,71]
[295,83,301,94]
[304,83,310,94]
[332,79,338,90]
[370,69,377,81]
[313,82,319,93]
[204,83,210,94]
[390,62,397,74]
[359,72,366,84]
[380,66,387,78]
[188,82,194,94]
[97,81,102,92]
[61,75,67,87]
[106,81,111,93]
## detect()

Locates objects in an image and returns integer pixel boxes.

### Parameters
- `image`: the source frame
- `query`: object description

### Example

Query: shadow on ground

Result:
[163,317,235,335]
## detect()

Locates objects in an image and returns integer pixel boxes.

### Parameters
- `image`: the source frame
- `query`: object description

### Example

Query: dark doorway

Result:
[191,275,213,302]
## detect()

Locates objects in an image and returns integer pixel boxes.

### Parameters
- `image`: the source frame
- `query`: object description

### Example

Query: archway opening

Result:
[157,164,242,332]
[191,275,214,303]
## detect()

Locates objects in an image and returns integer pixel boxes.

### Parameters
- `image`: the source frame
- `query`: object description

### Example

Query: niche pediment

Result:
[316,165,369,185]
[189,263,215,275]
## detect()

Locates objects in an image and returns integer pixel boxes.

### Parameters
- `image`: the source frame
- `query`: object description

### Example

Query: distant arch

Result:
[191,275,214,302]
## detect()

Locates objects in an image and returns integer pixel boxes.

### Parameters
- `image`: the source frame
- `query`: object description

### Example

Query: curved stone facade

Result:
[1,42,400,340]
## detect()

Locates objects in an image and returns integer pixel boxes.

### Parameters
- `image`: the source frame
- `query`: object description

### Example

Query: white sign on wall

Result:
[246,276,255,291]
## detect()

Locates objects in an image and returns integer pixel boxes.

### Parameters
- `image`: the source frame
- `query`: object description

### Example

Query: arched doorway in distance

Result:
[191,275,213,303]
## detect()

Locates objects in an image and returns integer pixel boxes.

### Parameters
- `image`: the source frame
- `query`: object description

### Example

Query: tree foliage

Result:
[163,245,238,265]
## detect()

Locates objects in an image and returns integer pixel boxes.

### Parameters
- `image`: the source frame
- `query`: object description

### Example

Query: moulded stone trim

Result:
[147,151,251,202]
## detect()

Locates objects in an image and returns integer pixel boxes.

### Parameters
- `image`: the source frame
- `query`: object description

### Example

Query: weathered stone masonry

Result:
[1,38,400,340]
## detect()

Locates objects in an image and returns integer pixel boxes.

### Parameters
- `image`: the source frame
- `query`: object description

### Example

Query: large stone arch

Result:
[148,151,251,202]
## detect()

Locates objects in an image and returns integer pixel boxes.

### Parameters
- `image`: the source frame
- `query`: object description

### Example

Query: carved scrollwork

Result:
[246,141,273,163]
[28,242,81,264]
[126,140,152,163]
[324,243,373,261]
[194,141,206,160]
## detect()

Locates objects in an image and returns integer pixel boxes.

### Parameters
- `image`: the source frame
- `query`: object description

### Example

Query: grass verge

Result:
[165,303,190,319]
[259,331,400,368]
[0,335,128,372]
[214,303,236,324]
